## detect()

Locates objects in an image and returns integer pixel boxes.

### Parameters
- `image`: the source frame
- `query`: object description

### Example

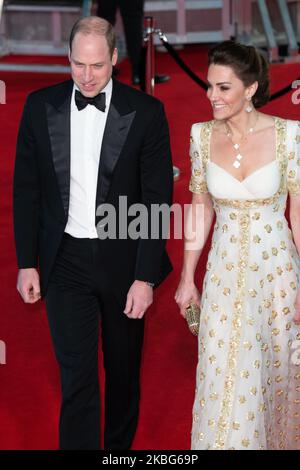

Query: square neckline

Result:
[208,116,279,184]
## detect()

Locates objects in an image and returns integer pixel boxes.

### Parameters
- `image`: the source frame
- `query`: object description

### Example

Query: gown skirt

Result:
[189,118,300,450]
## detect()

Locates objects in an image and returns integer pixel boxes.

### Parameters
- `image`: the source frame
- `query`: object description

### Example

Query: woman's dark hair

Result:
[208,40,270,108]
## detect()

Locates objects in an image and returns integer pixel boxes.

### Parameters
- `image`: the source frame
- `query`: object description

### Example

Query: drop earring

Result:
[245,97,253,113]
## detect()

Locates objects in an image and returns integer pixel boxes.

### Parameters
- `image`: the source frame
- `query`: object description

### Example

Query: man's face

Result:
[69,32,117,97]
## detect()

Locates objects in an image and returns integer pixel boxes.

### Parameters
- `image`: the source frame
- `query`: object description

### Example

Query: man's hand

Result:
[124,280,153,319]
[17,268,41,304]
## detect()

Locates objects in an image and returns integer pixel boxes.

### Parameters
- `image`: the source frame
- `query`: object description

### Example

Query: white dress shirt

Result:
[65,78,113,238]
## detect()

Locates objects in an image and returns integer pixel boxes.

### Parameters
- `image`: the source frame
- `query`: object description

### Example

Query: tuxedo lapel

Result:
[46,80,73,216]
[96,80,136,208]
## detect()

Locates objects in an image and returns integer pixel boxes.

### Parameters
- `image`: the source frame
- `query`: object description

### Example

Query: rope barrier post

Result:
[153,29,180,181]
[144,19,180,179]
[144,16,155,96]
[145,20,181,189]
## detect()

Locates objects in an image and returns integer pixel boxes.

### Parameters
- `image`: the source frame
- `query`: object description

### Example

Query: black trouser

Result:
[97,0,145,77]
[45,233,144,450]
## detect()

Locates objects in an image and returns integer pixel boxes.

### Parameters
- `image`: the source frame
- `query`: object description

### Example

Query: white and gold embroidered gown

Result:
[189,118,300,450]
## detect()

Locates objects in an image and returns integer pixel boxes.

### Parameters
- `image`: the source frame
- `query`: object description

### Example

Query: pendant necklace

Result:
[225,112,259,169]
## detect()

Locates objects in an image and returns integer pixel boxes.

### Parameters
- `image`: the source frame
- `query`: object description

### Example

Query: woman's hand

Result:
[294,288,300,325]
[175,277,201,318]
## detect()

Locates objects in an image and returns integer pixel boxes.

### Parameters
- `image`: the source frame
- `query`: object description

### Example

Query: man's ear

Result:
[112,48,118,66]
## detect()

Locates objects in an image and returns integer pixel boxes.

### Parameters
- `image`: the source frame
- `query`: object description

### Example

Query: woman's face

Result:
[206,63,253,120]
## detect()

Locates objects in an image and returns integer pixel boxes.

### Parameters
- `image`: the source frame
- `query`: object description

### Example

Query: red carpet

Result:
[0,46,299,450]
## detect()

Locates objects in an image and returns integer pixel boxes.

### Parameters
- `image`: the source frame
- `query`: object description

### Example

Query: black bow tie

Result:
[75,90,106,112]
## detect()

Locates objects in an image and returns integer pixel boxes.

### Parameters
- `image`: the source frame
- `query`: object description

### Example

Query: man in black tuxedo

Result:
[13,16,173,450]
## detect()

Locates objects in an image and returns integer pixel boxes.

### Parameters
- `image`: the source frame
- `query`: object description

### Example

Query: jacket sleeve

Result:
[13,95,40,268]
[134,101,173,284]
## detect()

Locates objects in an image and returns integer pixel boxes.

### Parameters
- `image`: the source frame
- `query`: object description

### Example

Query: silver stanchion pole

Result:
[143,19,180,181]
[144,16,155,96]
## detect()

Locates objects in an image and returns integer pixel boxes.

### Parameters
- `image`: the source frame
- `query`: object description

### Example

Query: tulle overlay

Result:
[189,118,300,450]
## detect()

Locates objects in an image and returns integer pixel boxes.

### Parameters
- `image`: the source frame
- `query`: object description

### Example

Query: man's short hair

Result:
[69,16,116,57]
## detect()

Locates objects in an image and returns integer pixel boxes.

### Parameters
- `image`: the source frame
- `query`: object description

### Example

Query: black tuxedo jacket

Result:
[13,78,173,300]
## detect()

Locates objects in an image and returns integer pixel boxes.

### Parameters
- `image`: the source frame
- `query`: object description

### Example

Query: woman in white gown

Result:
[175,41,300,450]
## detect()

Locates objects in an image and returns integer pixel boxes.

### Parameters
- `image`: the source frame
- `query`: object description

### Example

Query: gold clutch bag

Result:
[185,303,201,336]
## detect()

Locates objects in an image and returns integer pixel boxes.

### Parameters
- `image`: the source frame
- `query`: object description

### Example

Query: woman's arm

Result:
[289,194,300,324]
[175,192,214,317]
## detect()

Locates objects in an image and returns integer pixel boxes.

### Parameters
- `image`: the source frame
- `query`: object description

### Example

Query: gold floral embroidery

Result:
[265,224,272,233]
[241,438,250,448]
[288,151,295,160]
[262,251,269,260]
[189,178,208,194]
[213,211,249,449]
[249,289,257,297]
[288,169,296,179]
[287,129,300,195]
[213,190,284,208]
[189,124,210,194]
[289,181,300,195]
[277,221,283,230]
[226,262,234,271]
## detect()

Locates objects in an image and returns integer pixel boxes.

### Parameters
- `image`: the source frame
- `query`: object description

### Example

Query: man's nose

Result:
[83,66,93,82]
